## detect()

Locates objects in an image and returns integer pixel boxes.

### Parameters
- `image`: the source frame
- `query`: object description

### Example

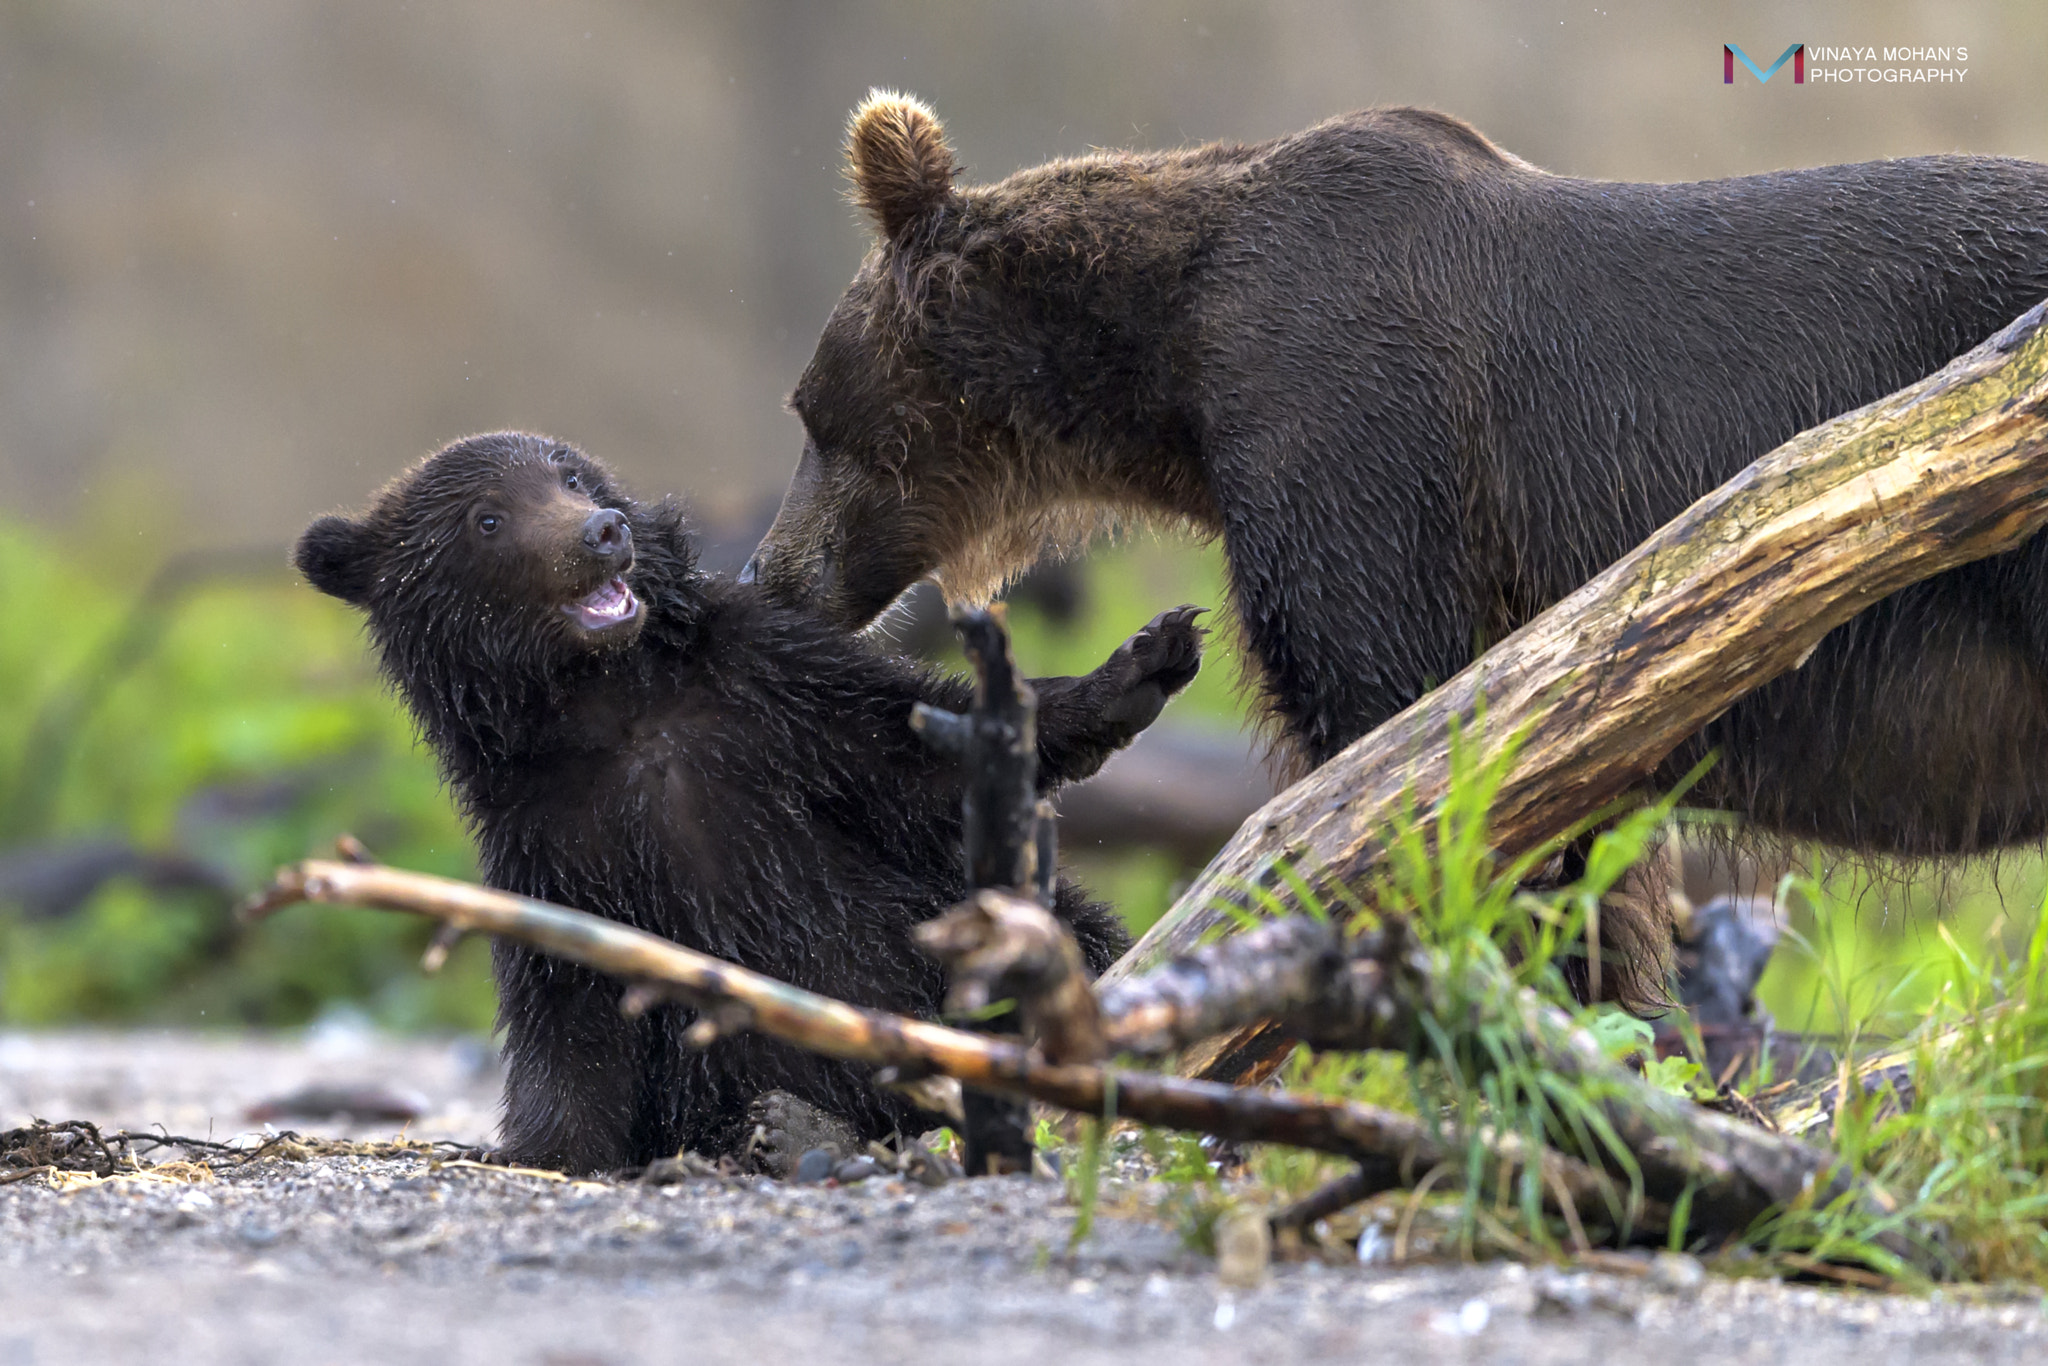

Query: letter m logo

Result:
[1725,43,1804,84]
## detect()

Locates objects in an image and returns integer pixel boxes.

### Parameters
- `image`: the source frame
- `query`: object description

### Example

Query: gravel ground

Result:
[3,1029,2045,1366]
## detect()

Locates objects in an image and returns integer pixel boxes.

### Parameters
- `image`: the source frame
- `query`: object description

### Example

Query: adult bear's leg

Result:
[1203,424,1479,774]
[1682,552,2048,858]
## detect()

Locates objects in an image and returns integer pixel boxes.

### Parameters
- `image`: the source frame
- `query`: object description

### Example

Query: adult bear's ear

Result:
[294,515,379,605]
[846,89,956,241]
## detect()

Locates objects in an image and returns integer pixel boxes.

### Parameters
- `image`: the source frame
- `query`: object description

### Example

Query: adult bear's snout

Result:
[582,508,632,560]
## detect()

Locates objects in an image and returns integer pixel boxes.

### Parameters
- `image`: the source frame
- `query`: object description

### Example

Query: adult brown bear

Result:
[744,94,2048,1001]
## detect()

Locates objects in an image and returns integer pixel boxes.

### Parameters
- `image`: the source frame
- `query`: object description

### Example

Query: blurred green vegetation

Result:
[1760,858,2046,1037]
[0,519,496,1031]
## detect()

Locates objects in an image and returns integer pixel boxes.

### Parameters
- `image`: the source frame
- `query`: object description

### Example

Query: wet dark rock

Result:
[244,1083,429,1125]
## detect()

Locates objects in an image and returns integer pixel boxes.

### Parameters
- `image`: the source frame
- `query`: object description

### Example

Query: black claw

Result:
[1114,603,1208,698]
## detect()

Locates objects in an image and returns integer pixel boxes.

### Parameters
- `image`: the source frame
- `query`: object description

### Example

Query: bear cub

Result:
[296,431,1203,1173]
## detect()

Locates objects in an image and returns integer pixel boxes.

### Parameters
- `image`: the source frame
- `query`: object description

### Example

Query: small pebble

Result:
[1214,1210,1271,1289]
[1428,1298,1491,1336]
[1356,1223,1391,1265]
[832,1157,880,1184]
[1649,1251,1706,1295]
[1533,1271,1641,1318]
[793,1148,835,1184]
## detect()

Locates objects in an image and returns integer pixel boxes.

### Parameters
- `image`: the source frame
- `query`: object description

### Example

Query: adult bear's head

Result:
[296,433,697,742]
[744,91,1220,630]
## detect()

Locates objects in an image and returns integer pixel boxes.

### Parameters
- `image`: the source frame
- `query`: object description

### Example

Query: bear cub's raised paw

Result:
[1102,605,1207,728]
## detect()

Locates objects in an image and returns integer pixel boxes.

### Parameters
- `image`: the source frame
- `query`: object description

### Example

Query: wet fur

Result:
[296,432,1210,1173]
[752,99,2048,1007]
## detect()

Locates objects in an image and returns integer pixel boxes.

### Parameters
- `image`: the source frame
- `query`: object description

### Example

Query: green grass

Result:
[1758,858,2045,1037]
[1068,717,2048,1286]
[1744,879,2048,1284]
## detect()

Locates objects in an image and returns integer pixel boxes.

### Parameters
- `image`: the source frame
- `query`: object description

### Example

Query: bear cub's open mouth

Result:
[565,577,640,632]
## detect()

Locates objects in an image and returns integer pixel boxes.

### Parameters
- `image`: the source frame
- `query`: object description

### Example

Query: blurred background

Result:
[2,0,2043,1037]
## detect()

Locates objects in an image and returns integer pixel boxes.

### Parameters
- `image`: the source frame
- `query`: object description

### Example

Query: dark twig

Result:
[0,1117,475,1185]
[911,606,1045,897]
[911,605,1069,1174]
[1269,1161,1409,1233]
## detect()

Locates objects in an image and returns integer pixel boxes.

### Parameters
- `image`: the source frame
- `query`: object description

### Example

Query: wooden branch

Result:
[1106,302,2048,1084]
[1756,1005,2016,1140]
[243,859,1655,1239]
[1270,1162,1405,1234]
[911,605,1045,897]
[913,889,1107,1065]
[1097,916,1411,1057]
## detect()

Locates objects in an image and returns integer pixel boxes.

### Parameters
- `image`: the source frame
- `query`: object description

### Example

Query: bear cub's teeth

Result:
[566,577,640,631]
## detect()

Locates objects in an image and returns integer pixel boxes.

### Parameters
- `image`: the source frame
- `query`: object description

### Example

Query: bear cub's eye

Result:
[476,512,502,535]
[563,471,580,491]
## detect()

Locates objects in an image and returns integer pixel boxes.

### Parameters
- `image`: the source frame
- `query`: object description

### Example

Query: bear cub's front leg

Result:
[1034,605,1207,786]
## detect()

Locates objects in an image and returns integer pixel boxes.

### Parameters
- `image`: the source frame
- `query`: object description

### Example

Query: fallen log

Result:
[1053,723,1277,863]
[1756,1003,2025,1141]
[1104,302,2048,1084]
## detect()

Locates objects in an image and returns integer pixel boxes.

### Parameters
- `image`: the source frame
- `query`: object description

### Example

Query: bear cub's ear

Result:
[295,514,379,605]
[846,89,955,242]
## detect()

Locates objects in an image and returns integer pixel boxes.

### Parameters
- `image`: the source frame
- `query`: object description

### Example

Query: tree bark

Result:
[1103,302,2048,1082]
